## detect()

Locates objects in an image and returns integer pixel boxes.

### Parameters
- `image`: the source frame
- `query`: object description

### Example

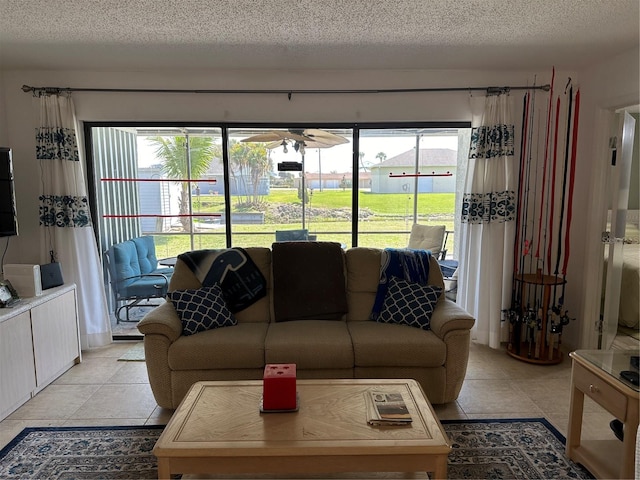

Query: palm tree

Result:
[228,141,271,207]
[359,151,367,172]
[148,135,215,231]
[376,151,387,163]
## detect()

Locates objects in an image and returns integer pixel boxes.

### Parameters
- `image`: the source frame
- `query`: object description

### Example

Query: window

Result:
[358,128,468,256]
[226,127,355,247]
[87,122,469,288]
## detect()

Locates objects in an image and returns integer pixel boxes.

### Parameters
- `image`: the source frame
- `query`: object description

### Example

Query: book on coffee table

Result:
[365,391,412,426]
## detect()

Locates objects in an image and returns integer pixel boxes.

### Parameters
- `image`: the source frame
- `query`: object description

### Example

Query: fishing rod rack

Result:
[506,272,568,364]
[506,72,580,365]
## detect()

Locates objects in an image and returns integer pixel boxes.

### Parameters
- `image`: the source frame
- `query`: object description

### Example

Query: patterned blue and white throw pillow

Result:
[377,276,442,330]
[168,284,237,336]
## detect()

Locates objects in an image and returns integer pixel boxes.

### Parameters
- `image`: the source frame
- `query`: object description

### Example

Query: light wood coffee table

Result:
[154,379,451,479]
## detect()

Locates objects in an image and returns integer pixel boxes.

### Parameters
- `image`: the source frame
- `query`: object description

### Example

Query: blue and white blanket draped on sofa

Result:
[178,248,266,313]
[370,248,431,320]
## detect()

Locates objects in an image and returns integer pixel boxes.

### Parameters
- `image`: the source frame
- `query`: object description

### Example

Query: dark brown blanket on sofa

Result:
[272,242,348,322]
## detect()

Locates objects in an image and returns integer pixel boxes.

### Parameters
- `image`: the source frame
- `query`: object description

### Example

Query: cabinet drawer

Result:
[574,364,627,419]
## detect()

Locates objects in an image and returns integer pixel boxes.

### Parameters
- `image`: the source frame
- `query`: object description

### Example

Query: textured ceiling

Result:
[0,0,638,71]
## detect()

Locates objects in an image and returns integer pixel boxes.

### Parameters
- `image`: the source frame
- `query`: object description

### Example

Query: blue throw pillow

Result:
[168,284,237,336]
[377,276,442,330]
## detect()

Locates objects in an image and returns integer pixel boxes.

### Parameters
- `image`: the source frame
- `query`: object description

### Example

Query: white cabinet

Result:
[0,310,36,419]
[0,284,81,420]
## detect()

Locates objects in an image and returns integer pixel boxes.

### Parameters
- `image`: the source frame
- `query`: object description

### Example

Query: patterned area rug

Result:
[0,419,593,479]
[0,425,163,479]
[444,418,593,479]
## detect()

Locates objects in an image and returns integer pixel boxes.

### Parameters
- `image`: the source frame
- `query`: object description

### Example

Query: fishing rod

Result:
[559,88,581,307]
[547,96,561,275]
[531,68,555,358]
[516,92,532,281]
[512,93,529,285]
[510,92,531,354]
[522,80,538,311]
[529,110,542,273]
[535,67,555,274]
[552,78,574,314]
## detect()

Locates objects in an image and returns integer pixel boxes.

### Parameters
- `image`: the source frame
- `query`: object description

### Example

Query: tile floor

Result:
[0,340,634,452]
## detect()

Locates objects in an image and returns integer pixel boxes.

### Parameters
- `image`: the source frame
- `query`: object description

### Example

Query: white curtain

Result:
[37,93,112,349]
[457,93,517,349]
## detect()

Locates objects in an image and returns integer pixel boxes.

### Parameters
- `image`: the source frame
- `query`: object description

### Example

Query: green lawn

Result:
[155,188,456,257]
[232,188,454,215]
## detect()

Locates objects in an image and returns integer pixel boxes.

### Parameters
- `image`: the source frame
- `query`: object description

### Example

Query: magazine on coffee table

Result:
[365,391,412,426]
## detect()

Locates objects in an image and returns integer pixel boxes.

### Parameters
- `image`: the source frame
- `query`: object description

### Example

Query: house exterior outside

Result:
[370,148,457,193]
[138,166,172,234]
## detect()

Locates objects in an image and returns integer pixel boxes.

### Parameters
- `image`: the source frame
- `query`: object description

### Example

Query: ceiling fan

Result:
[241,129,349,153]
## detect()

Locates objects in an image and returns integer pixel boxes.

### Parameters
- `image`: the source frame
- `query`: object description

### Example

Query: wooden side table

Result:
[567,350,639,479]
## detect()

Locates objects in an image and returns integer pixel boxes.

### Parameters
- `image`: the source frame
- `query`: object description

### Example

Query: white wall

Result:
[2,61,632,351]
[574,47,640,349]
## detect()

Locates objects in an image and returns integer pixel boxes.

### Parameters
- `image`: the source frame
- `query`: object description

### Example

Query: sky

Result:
[137,133,459,174]
[271,135,458,174]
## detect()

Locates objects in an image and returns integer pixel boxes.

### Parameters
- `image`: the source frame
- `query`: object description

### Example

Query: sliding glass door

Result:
[89,123,468,253]
[92,126,225,259]
[357,127,467,256]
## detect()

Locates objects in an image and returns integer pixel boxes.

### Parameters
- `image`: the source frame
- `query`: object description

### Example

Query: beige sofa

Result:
[137,246,475,409]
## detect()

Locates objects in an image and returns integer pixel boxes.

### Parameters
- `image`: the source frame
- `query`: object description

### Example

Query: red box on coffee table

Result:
[262,363,296,410]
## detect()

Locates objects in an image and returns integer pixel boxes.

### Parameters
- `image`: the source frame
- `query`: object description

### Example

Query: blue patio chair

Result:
[106,236,172,323]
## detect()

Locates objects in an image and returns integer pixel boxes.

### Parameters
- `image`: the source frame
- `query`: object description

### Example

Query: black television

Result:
[0,147,18,237]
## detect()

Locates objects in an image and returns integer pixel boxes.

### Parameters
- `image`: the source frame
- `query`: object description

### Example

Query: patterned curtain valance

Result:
[36,127,80,162]
[461,190,516,224]
[469,124,515,160]
[39,195,90,228]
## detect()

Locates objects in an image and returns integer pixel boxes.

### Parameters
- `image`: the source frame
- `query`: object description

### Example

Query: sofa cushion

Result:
[272,242,347,322]
[265,320,354,369]
[378,276,442,331]
[168,323,269,370]
[110,240,141,287]
[407,224,446,257]
[132,236,160,275]
[371,248,432,320]
[168,284,236,336]
[348,321,446,368]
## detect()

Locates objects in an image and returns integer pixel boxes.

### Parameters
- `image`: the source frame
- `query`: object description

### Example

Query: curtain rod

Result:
[22,84,550,98]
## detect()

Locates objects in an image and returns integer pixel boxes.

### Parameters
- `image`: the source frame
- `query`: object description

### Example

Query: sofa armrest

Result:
[429,299,475,339]
[137,301,182,342]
